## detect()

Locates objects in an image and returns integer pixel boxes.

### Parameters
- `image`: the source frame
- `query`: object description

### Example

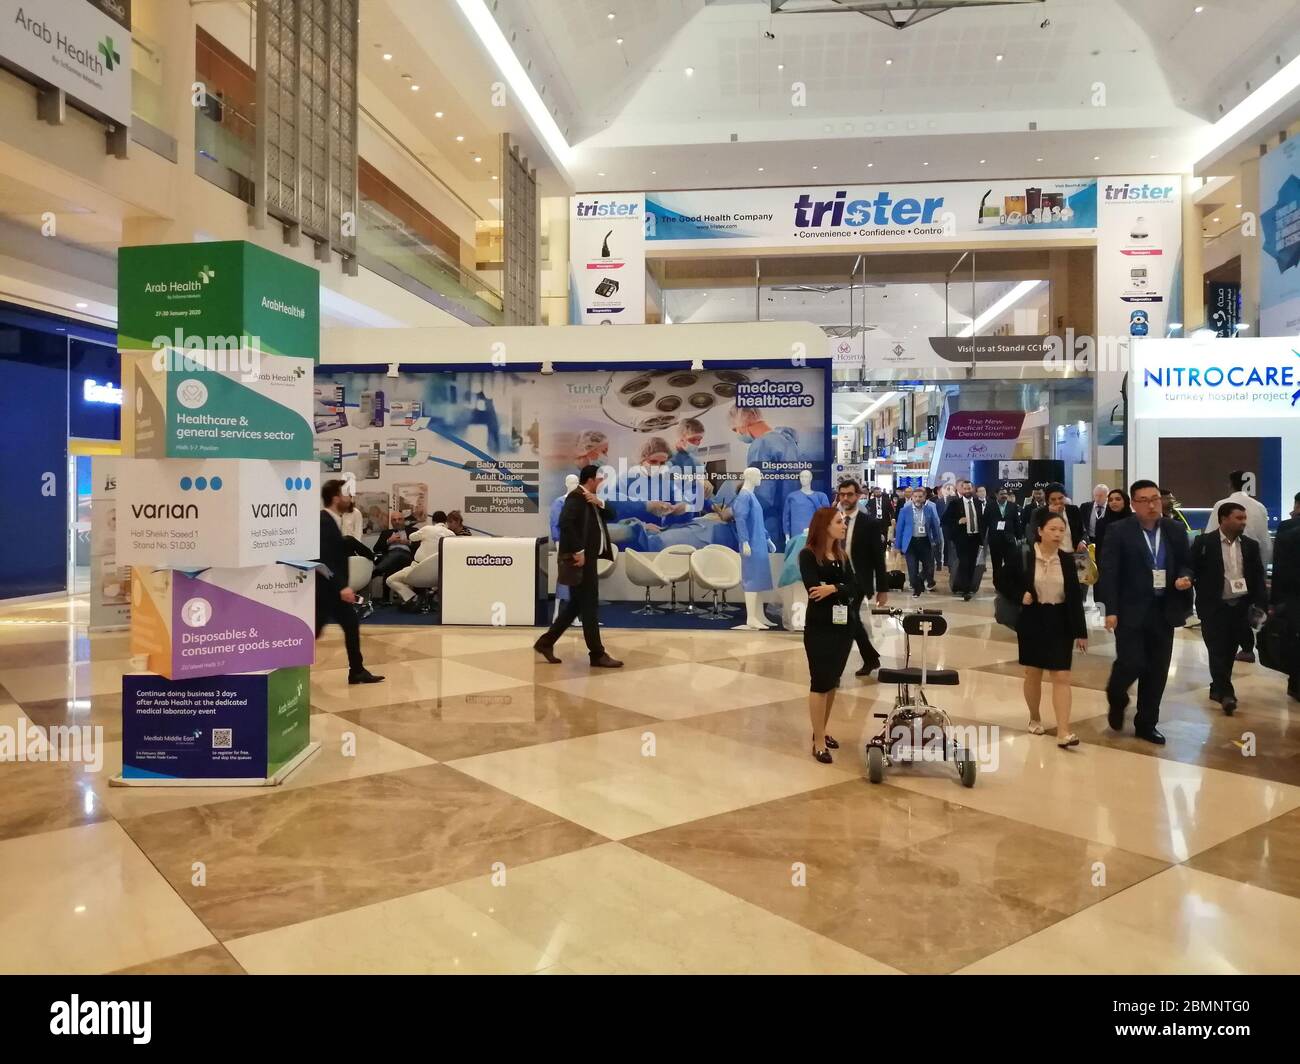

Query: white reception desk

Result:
[438,536,548,626]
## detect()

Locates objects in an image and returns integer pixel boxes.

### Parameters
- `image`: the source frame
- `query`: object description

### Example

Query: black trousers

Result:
[1200,599,1251,697]
[539,563,604,658]
[988,535,1013,585]
[1106,607,1176,731]
[849,592,881,670]
[315,576,364,672]
[953,534,981,593]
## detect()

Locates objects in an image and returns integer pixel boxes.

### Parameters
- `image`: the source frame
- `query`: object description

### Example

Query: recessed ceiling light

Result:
[650,169,657,174]
[411,85,419,91]
[607,11,615,19]
[491,175,498,181]
[382,53,392,61]
[474,155,482,163]
[1213,217,1220,223]
[995,53,1004,61]
[75,301,88,309]
[1093,155,1100,160]
[616,37,624,44]
[455,134,464,141]
[885,58,893,66]
[867,162,873,168]
[598,171,606,176]
[777,63,784,71]
[434,111,444,118]
[1235,203,1242,208]
[1036,157,1043,162]
[923,161,929,166]
[979,159,986,164]
[812,164,818,170]
[684,67,694,76]
[1194,4,1204,11]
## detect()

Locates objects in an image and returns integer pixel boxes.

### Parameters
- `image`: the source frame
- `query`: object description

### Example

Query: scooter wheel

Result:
[866,745,884,784]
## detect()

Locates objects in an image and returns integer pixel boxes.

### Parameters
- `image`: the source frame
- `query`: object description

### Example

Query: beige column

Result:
[1181,174,1204,331]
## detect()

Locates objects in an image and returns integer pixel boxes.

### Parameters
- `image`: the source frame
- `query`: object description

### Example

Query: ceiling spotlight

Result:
[491,174,498,181]
[812,164,818,170]
[923,161,929,166]
[607,11,615,19]
[867,162,873,168]
[455,134,464,141]
[979,159,986,164]
[885,58,893,65]
[651,169,657,175]
[995,53,1004,62]
[1194,4,1204,11]
[1093,155,1100,160]
[684,67,694,76]
[616,37,624,44]
[474,155,482,163]
[1213,217,1220,223]
[777,63,784,71]
[75,301,88,309]
[410,84,419,91]
[598,171,606,176]
[434,111,444,118]
[757,166,765,172]
[1235,203,1242,208]
[382,53,392,61]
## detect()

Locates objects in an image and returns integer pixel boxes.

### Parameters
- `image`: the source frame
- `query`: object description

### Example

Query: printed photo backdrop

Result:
[313,365,829,552]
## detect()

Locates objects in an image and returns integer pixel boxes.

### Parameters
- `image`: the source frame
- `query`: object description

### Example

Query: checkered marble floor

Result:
[2,591,1299,975]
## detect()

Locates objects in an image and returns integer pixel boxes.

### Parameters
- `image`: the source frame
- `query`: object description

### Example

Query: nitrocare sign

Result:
[118,241,321,361]
[0,0,131,125]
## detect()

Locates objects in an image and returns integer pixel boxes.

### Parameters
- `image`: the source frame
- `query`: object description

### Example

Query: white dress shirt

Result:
[1220,531,1245,600]
[1206,492,1272,566]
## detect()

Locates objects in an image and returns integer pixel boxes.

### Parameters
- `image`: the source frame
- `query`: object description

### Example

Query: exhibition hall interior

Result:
[4,0,1300,986]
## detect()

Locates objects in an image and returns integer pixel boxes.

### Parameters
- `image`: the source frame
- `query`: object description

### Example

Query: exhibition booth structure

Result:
[317,321,833,631]
[110,241,322,787]
[1128,337,1300,528]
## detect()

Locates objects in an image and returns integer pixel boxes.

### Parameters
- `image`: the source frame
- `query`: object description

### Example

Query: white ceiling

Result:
[467,0,1300,189]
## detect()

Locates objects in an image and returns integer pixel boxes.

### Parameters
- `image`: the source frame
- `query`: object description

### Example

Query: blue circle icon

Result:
[210,476,223,491]
[304,477,312,490]
[285,477,293,491]
[294,477,303,490]
[179,477,192,491]
[195,477,208,491]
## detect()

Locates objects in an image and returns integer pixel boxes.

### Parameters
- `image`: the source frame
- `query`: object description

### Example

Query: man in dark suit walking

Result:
[836,480,889,676]
[316,480,384,685]
[985,486,1023,584]
[534,464,622,668]
[1190,502,1268,715]
[1097,479,1193,744]
[941,479,986,600]
[1272,515,1300,702]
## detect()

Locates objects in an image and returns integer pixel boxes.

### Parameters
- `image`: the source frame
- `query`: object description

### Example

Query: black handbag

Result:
[556,504,594,587]
[1258,611,1298,674]
[993,545,1032,630]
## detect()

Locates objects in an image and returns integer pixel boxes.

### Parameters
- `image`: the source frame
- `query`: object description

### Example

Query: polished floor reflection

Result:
[1,590,1298,974]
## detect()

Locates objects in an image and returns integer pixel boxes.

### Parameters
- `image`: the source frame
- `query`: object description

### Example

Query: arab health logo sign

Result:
[0,0,133,125]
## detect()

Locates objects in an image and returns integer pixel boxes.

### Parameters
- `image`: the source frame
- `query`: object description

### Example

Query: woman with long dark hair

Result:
[1092,488,1132,612]
[799,506,856,763]
[994,510,1089,748]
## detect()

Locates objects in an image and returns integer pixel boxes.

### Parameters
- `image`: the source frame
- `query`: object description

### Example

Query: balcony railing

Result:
[356,197,504,325]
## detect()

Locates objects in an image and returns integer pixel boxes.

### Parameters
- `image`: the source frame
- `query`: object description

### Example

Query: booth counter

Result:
[438,536,548,626]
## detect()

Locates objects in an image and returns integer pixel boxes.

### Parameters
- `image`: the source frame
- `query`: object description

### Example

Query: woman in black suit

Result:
[800,506,855,764]
[994,510,1088,748]
[1092,489,1131,612]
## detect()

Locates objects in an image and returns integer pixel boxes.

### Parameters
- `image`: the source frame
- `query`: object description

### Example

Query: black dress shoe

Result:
[855,660,879,678]
[590,653,623,668]
[962,593,972,601]
[1135,727,1166,745]
[533,641,561,664]
[811,744,833,764]
[1221,696,1238,716]
[823,734,839,749]
[348,670,385,685]
[1107,697,1128,732]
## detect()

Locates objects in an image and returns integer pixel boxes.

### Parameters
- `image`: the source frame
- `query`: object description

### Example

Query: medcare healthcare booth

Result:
[316,321,832,628]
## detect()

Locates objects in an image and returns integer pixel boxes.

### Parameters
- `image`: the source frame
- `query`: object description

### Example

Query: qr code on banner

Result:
[212,729,233,749]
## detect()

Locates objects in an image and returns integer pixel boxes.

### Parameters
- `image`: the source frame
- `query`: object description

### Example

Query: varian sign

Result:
[0,0,132,125]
